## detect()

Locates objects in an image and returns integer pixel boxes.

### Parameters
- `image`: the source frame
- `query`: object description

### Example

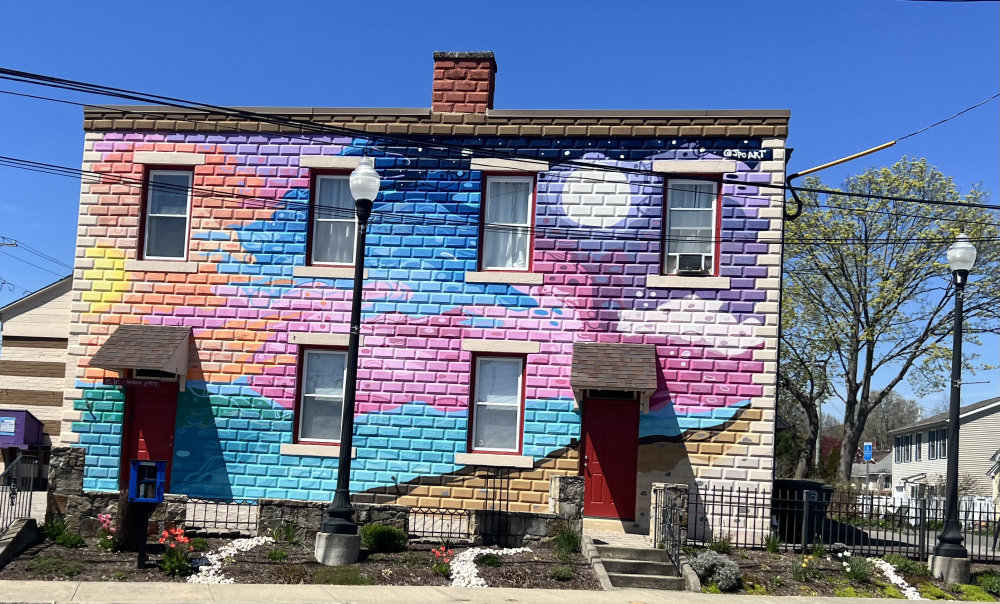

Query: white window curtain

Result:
[665,180,717,274]
[144,170,192,259]
[313,176,356,264]
[299,350,347,441]
[472,357,523,451]
[483,178,531,269]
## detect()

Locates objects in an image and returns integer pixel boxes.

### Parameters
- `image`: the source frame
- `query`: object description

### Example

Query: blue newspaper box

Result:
[128,460,166,503]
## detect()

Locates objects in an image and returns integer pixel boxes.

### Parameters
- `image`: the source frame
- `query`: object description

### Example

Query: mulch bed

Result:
[701,547,1000,599]
[0,536,599,590]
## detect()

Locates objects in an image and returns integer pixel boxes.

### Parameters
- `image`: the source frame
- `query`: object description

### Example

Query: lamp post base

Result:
[314,532,361,566]
[928,554,970,585]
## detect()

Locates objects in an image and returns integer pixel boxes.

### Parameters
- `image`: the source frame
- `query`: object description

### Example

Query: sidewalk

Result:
[0,581,893,604]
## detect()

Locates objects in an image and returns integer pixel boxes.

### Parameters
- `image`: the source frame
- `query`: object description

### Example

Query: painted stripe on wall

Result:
[0,336,68,349]
[0,360,66,378]
[0,389,63,406]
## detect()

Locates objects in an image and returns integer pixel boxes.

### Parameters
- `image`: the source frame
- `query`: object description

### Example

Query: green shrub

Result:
[708,535,733,555]
[312,566,375,585]
[702,583,722,594]
[791,554,823,582]
[189,537,209,552]
[474,552,502,567]
[41,519,68,541]
[763,533,781,554]
[690,550,741,592]
[359,523,408,553]
[266,548,288,561]
[160,547,192,577]
[55,532,86,548]
[811,540,826,558]
[27,556,84,577]
[272,522,300,545]
[554,527,581,557]
[432,562,451,577]
[743,575,769,595]
[952,584,993,602]
[773,575,784,588]
[549,565,574,581]
[884,553,932,578]
[835,586,872,598]
[842,555,873,583]
[274,564,309,584]
[973,570,1000,596]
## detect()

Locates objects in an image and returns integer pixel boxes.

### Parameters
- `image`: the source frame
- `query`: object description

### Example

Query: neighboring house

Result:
[987,448,1000,504]
[0,275,72,476]
[850,453,892,492]
[889,397,1000,498]
[62,51,788,530]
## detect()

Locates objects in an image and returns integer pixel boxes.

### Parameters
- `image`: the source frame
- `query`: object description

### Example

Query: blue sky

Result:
[0,1,997,411]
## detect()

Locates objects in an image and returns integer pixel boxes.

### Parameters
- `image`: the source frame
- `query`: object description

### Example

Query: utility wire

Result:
[2,155,999,249]
[896,93,1000,142]
[0,249,66,276]
[1,67,998,213]
[0,235,72,269]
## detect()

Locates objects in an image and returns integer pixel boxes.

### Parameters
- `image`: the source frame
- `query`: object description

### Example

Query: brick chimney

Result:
[431,51,497,113]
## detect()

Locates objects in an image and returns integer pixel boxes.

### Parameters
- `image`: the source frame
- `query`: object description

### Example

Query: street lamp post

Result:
[314,157,380,566]
[930,233,977,583]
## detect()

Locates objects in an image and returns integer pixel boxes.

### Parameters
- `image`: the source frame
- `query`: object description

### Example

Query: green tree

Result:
[780,158,999,483]
[859,390,922,450]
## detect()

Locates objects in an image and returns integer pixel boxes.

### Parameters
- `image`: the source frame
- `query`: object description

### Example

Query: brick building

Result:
[63,52,788,531]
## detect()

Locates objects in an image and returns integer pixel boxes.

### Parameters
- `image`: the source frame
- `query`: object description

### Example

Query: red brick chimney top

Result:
[432,51,497,113]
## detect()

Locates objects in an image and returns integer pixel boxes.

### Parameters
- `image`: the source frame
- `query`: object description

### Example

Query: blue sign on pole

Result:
[863,442,873,462]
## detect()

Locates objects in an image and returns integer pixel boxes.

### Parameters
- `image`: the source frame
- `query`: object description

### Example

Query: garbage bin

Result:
[772,479,834,546]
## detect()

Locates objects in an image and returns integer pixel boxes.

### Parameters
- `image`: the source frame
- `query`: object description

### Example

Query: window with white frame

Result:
[311,175,356,265]
[470,356,524,452]
[143,169,193,259]
[481,176,533,270]
[663,179,718,275]
[298,349,347,442]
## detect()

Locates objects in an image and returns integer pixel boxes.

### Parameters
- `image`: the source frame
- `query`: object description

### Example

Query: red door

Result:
[582,398,639,519]
[121,382,178,490]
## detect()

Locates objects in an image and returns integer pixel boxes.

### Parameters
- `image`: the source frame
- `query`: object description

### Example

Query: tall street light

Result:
[315,157,380,566]
[930,233,977,583]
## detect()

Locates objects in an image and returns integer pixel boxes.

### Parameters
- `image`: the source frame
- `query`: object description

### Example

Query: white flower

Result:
[187,536,275,584]
[870,558,925,600]
[448,547,531,588]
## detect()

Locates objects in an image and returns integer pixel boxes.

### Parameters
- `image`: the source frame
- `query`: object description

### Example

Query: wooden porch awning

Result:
[89,325,191,376]
[570,343,657,411]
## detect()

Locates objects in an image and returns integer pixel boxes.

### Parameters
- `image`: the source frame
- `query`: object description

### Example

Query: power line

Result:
[896,93,1000,142]
[0,249,66,276]
[0,235,72,269]
[1,68,998,212]
[1,154,997,248]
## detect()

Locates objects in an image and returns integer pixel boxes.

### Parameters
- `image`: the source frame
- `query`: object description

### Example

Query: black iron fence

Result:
[408,507,473,541]
[406,466,515,545]
[0,454,36,536]
[184,498,257,536]
[651,486,683,574]
[683,486,1000,563]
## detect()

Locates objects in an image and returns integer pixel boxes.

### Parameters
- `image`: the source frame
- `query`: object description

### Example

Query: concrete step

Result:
[595,544,671,562]
[602,558,677,576]
[607,572,686,590]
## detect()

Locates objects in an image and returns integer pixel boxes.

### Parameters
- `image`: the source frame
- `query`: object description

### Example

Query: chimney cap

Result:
[433,51,496,64]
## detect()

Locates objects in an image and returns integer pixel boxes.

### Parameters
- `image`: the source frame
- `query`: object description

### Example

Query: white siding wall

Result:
[1,287,72,339]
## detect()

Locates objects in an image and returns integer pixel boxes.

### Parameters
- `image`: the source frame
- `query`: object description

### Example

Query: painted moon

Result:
[559,168,633,228]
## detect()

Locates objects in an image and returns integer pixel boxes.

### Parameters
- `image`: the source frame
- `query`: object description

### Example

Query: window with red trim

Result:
[296,348,347,443]
[662,178,721,276]
[310,174,356,265]
[142,169,193,260]
[469,355,525,453]
[480,175,533,271]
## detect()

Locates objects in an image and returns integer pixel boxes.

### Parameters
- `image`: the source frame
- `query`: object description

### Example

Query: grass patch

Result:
[359,524,407,553]
[189,537,209,552]
[549,565,574,581]
[884,553,932,579]
[553,526,581,562]
[835,586,872,598]
[54,532,86,548]
[266,548,288,562]
[27,556,84,577]
[918,582,956,600]
[312,566,375,585]
[763,533,781,554]
[708,536,733,555]
[973,571,1000,597]
[952,584,994,602]
[474,552,502,567]
[702,583,722,594]
[842,555,873,583]
[271,522,301,546]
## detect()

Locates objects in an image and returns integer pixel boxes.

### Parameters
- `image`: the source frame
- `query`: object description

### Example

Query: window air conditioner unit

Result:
[676,254,709,274]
